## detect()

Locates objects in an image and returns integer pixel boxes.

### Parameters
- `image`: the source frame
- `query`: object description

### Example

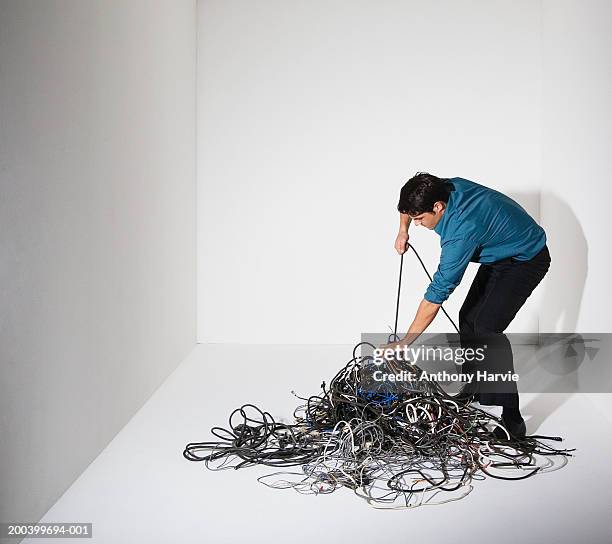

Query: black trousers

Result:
[458,245,551,409]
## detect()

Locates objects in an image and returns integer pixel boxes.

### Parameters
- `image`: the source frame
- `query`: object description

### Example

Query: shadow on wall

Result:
[538,191,588,333]
[523,191,588,429]
[505,190,588,334]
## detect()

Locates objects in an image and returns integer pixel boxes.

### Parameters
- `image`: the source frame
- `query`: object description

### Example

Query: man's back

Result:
[436,177,546,263]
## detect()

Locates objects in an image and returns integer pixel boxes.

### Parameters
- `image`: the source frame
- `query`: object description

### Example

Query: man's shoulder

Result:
[449,177,490,192]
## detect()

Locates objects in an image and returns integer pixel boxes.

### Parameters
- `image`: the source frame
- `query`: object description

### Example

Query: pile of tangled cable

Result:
[183,342,574,508]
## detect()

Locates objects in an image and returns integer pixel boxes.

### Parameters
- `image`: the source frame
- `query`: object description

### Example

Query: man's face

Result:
[409,201,446,229]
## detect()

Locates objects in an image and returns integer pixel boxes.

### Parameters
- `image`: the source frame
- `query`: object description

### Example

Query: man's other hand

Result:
[394,232,409,254]
[380,337,409,352]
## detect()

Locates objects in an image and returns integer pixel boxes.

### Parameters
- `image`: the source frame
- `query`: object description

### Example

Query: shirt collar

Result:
[433,185,455,236]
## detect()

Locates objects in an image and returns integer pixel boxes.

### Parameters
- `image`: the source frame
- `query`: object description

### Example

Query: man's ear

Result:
[434,201,446,213]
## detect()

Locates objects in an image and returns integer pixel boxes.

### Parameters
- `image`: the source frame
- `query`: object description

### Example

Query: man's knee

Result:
[472,321,498,335]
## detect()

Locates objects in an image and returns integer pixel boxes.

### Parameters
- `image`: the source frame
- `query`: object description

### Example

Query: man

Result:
[388,172,550,439]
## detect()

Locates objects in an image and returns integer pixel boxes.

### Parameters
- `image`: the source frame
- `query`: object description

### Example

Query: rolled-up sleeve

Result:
[424,237,479,304]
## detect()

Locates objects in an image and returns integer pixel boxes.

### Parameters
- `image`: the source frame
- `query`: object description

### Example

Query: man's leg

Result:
[458,247,551,431]
[457,264,492,400]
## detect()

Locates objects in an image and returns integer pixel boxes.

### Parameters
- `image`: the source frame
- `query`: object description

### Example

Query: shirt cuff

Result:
[424,285,448,305]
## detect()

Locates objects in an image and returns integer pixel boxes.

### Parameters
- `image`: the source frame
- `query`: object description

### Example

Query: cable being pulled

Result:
[393,244,459,339]
[183,244,575,508]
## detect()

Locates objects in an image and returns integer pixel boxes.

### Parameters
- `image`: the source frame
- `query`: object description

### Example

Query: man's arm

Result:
[399,212,411,233]
[394,213,412,254]
[424,237,479,304]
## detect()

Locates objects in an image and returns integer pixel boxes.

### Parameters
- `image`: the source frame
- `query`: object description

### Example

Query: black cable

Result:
[404,243,460,334]
[393,252,404,339]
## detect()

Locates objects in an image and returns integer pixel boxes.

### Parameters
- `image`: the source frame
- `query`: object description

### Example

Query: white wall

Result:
[0,0,196,531]
[540,0,612,333]
[197,0,542,344]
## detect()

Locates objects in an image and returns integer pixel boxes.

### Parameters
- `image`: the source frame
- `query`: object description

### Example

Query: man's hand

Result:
[394,231,409,254]
[381,300,442,352]
[380,336,410,351]
[395,213,412,254]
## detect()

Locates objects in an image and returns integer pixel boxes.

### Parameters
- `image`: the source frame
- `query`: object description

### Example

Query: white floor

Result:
[26,344,612,544]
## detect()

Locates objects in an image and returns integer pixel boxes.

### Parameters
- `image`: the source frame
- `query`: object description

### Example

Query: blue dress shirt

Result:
[424,177,546,304]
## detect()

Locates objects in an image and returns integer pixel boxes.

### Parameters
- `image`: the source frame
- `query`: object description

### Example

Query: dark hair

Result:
[397,172,452,215]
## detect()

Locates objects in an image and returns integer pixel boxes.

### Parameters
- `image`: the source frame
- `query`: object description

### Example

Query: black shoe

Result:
[493,417,526,440]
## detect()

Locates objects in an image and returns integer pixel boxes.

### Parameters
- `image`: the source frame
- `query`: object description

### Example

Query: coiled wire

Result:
[183,245,574,508]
